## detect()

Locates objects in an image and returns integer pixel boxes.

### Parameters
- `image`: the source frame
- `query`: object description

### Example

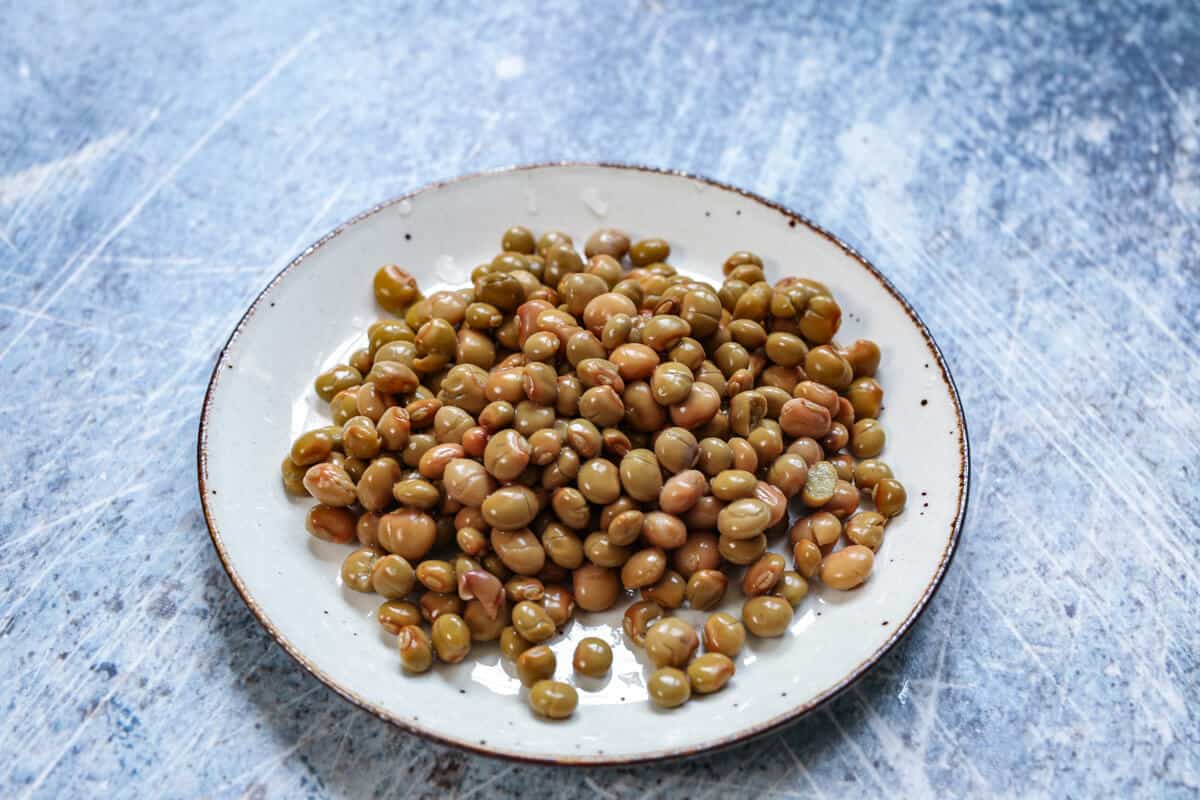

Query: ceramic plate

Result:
[198,163,968,765]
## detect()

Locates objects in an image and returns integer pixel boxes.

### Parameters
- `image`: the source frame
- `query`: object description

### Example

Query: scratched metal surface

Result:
[1,0,1197,797]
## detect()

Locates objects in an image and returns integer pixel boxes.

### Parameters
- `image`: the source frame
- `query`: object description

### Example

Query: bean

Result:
[742,553,786,596]
[641,570,686,609]
[622,600,664,646]
[511,600,557,642]
[874,478,907,517]
[702,612,746,657]
[717,498,771,539]
[341,547,383,592]
[688,653,735,694]
[647,667,691,708]
[659,470,707,514]
[642,511,687,549]
[529,680,578,719]
[303,462,357,507]
[372,554,417,598]
[621,547,667,589]
[685,569,728,610]
[775,571,810,606]
[573,564,620,611]
[820,545,875,589]
[306,504,356,544]
[517,645,557,687]
[431,613,471,663]
[491,528,546,576]
[573,637,613,677]
[396,625,434,673]
[743,596,793,637]
[644,617,698,668]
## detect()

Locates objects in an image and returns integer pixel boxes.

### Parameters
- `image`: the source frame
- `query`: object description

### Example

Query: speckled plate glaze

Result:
[198,163,969,765]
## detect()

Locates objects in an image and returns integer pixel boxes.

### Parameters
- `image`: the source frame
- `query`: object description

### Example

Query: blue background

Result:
[1,1,1197,797]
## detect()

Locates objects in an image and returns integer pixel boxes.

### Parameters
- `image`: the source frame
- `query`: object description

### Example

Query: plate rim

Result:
[196,161,971,767]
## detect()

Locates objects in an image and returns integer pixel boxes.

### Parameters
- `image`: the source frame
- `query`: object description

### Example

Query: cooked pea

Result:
[829,452,856,482]
[511,600,556,643]
[647,667,691,708]
[791,511,843,548]
[826,479,861,519]
[851,418,886,458]
[873,478,907,517]
[499,626,531,660]
[573,637,614,677]
[529,679,578,719]
[642,511,687,549]
[619,449,663,502]
[481,485,539,530]
[577,457,621,504]
[371,554,416,598]
[688,652,735,694]
[644,617,699,668]
[821,545,875,589]
[377,600,421,634]
[685,569,728,610]
[802,460,838,507]
[341,547,383,592]
[305,504,356,543]
[710,469,757,501]
[541,584,576,625]
[775,571,810,606]
[517,645,557,687]
[641,570,687,609]
[430,613,471,663]
[717,498,771,539]
[374,265,421,312]
[842,338,881,377]
[793,539,823,578]
[854,458,894,490]
[573,564,621,611]
[718,533,767,565]
[743,553,787,596]
[491,529,546,576]
[621,547,667,589]
[743,596,793,637]
[702,612,746,657]
[396,625,433,673]
[377,508,437,560]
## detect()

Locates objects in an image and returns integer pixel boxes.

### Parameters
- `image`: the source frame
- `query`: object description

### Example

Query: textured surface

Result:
[1,1,1197,797]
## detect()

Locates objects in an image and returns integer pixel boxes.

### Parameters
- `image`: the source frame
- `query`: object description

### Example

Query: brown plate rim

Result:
[196,161,971,767]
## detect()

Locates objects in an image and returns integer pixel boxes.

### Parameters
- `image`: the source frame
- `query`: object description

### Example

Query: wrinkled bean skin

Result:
[529,680,578,719]
[644,617,699,668]
[702,611,746,657]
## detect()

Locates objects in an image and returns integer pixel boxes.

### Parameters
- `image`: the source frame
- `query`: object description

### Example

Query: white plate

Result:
[198,163,969,765]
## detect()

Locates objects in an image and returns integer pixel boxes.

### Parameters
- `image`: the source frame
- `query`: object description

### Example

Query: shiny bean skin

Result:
[644,617,699,668]
[820,545,875,589]
[702,612,746,657]
[529,680,578,719]
[742,595,794,637]
[688,653,735,694]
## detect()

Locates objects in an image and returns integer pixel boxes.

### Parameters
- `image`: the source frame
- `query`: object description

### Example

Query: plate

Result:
[198,163,968,765]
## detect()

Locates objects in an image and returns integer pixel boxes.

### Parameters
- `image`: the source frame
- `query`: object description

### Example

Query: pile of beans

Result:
[282,226,906,718]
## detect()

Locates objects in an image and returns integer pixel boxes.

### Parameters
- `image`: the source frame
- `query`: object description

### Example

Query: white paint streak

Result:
[0,130,129,207]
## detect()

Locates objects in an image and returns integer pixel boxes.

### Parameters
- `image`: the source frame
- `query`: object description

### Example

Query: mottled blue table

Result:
[2,1,1197,797]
